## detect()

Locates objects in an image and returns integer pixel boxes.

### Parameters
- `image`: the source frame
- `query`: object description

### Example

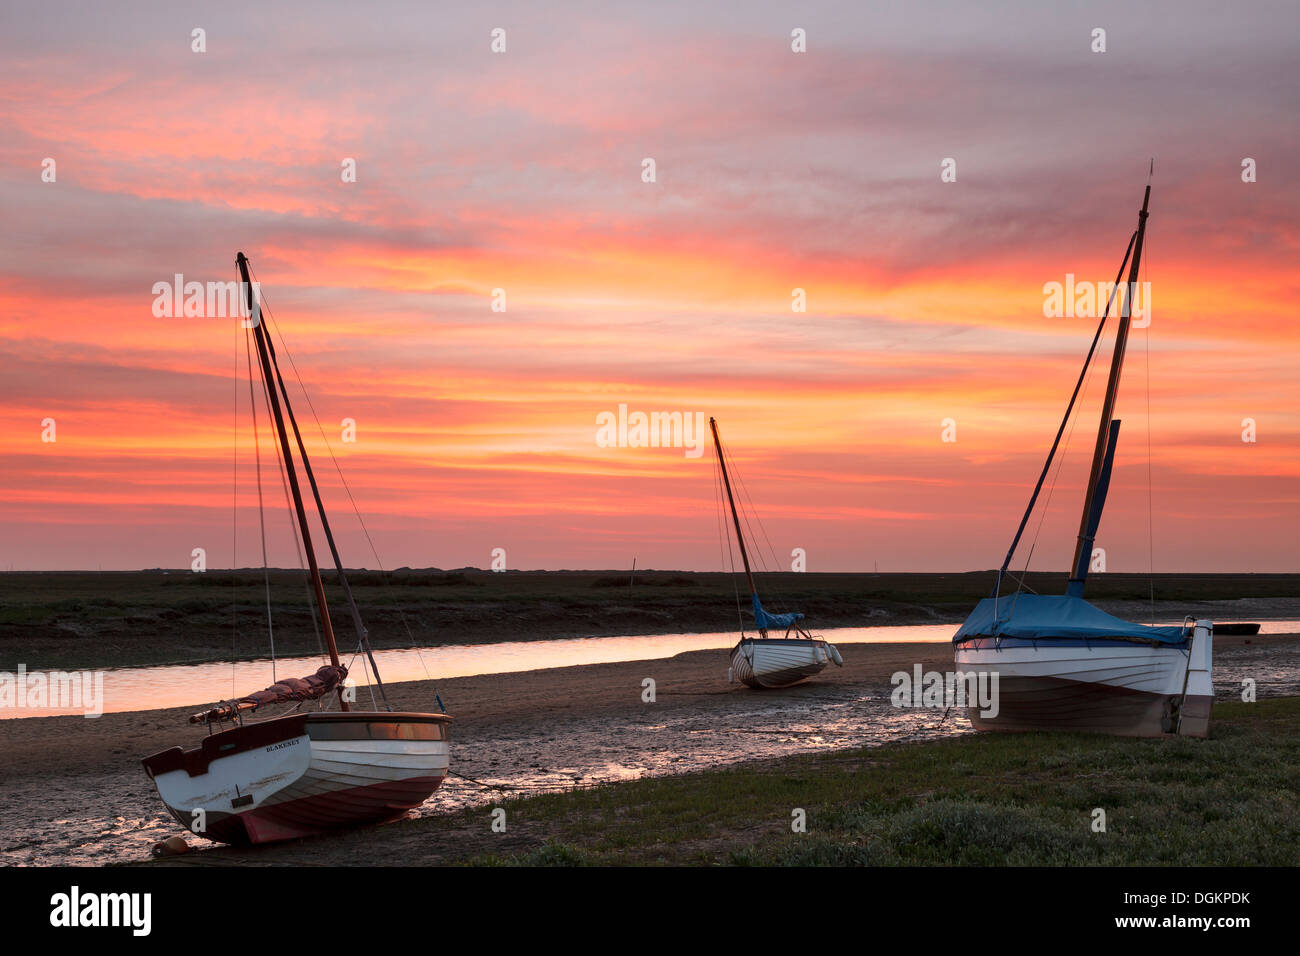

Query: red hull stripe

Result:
[194,774,447,845]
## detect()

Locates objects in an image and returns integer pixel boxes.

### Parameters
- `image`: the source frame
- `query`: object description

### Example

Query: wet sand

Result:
[1,635,1296,866]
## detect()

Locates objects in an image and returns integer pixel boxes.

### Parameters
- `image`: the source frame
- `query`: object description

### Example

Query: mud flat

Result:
[1,633,1295,866]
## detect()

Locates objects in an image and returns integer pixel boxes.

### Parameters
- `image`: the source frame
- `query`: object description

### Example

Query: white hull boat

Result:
[143,252,454,845]
[144,711,451,844]
[730,637,842,689]
[953,182,1213,737]
[709,417,842,689]
[953,612,1212,737]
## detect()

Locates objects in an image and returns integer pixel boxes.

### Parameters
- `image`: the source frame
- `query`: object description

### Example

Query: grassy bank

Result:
[3,569,1297,669]
[456,698,1300,866]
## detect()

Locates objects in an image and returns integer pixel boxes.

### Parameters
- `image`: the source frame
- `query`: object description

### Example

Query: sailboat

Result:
[141,253,452,845]
[710,417,843,688]
[952,183,1213,737]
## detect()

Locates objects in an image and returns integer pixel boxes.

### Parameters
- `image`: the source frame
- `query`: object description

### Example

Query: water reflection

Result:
[6,620,1297,720]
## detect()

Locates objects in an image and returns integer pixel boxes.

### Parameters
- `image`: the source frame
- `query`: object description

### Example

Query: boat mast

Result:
[259,326,389,708]
[1067,184,1150,595]
[710,417,766,638]
[237,252,349,711]
[991,231,1139,600]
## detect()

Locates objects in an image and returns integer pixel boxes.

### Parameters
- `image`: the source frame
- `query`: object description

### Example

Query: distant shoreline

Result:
[2,569,1297,671]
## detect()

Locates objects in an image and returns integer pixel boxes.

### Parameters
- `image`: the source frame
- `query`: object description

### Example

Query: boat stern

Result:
[1177,619,1213,738]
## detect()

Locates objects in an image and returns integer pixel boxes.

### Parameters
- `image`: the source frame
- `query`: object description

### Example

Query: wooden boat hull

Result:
[730,637,840,689]
[953,626,1212,737]
[142,711,451,844]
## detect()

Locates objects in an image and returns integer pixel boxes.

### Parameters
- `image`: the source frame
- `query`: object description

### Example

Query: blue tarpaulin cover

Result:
[752,593,804,631]
[953,594,1186,644]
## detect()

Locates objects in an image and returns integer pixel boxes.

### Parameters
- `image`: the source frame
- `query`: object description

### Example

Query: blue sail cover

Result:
[953,594,1186,644]
[752,593,804,630]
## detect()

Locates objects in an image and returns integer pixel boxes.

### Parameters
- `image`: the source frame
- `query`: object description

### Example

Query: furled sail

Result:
[188,664,348,723]
[751,593,804,631]
[953,595,1186,645]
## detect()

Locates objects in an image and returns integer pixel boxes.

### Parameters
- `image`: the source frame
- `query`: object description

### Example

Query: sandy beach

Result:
[1,633,1296,867]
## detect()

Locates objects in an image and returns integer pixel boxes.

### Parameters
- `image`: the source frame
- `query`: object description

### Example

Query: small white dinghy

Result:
[709,417,843,689]
[731,633,843,689]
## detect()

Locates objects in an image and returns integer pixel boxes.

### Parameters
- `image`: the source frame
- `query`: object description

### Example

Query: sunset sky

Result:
[1,1,1296,574]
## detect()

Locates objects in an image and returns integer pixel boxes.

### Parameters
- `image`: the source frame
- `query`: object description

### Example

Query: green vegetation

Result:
[458,699,1299,866]
[2,569,1295,669]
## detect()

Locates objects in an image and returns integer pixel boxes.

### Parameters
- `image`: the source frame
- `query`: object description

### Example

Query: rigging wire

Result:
[1013,336,1100,597]
[244,326,277,681]
[715,435,762,571]
[1004,231,1139,600]
[231,298,241,700]
[246,262,437,692]
[261,310,391,709]
[255,327,325,660]
[732,454,793,603]
[257,286,429,686]
[712,427,810,639]
[722,433,799,618]
[712,441,745,636]
[1143,228,1156,622]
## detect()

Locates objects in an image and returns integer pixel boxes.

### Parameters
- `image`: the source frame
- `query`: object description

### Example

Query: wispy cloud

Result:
[0,0,1295,572]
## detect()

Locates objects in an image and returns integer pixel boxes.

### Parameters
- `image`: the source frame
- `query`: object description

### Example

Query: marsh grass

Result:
[3,570,1294,669]
[460,699,1300,866]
